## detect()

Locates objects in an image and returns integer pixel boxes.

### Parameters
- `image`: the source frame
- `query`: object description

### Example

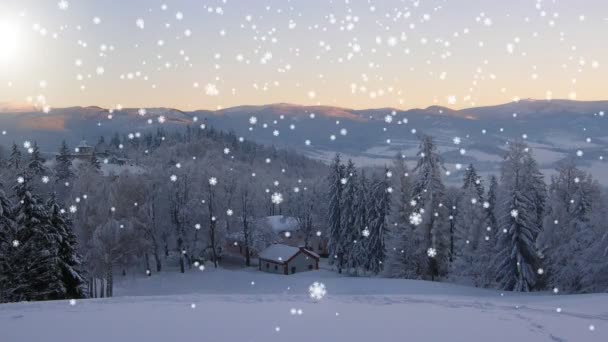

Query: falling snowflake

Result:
[57,0,69,10]
[69,205,77,213]
[452,137,461,145]
[249,116,258,125]
[362,228,370,237]
[510,209,519,218]
[135,18,145,29]
[427,247,437,258]
[409,212,423,226]
[170,174,177,182]
[209,177,218,186]
[205,83,219,96]
[226,209,233,216]
[12,240,19,248]
[271,192,283,205]
[308,282,327,301]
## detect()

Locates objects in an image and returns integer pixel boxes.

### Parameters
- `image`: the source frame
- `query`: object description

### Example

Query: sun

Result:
[0,18,20,64]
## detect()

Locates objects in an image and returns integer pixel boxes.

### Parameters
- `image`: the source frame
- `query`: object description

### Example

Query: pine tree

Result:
[350,171,371,275]
[366,168,391,274]
[89,151,101,171]
[327,154,345,271]
[454,166,491,286]
[46,194,87,298]
[386,154,419,278]
[493,142,544,292]
[6,177,65,301]
[462,164,485,201]
[486,175,499,238]
[0,183,16,302]
[8,143,22,170]
[539,159,599,292]
[55,140,74,182]
[27,142,46,175]
[341,160,359,274]
[411,135,447,280]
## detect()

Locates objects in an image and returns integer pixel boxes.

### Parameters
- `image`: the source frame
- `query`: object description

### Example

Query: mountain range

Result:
[1,99,607,183]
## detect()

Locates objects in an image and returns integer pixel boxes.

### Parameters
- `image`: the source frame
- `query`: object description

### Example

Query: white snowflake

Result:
[427,247,437,258]
[510,209,519,218]
[308,282,327,301]
[209,177,218,186]
[205,83,219,96]
[57,0,69,10]
[361,228,370,237]
[12,240,19,248]
[136,18,145,29]
[170,174,177,182]
[249,116,258,125]
[271,192,283,205]
[409,212,423,226]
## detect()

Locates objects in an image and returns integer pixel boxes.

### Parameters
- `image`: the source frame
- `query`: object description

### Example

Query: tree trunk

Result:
[106,263,113,297]
[154,249,162,272]
[145,253,151,276]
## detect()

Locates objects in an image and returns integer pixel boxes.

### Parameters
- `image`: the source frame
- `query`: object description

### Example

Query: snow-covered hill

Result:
[1,265,606,342]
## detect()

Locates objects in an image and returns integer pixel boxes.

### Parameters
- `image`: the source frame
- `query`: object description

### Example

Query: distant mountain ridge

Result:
[0,98,606,184]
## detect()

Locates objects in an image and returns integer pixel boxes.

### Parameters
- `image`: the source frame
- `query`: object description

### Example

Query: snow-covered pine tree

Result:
[366,167,391,274]
[8,143,22,170]
[386,154,420,278]
[327,154,345,271]
[486,175,499,238]
[493,141,544,292]
[454,164,491,286]
[89,151,101,170]
[7,176,65,301]
[55,140,75,183]
[411,135,448,280]
[538,159,600,292]
[46,194,87,298]
[462,164,485,201]
[27,142,46,175]
[341,160,360,274]
[350,170,371,275]
[0,183,15,302]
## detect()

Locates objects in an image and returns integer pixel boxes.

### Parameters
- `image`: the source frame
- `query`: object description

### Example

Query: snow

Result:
[259,244,302,262]
[1,265,606,342]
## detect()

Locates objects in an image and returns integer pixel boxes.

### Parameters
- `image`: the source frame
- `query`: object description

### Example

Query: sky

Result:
[0,0,607,111]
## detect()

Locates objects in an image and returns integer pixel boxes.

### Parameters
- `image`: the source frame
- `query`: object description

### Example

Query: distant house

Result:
[73,140,94,159]
[258,244,319,275]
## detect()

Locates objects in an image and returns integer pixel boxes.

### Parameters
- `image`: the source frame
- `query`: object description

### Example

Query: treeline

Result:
[327,135,608,293]
[0,123,327,302]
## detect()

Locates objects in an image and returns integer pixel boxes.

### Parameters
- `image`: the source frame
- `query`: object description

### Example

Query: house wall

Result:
[259,259,287,275]
[286,252,318,274]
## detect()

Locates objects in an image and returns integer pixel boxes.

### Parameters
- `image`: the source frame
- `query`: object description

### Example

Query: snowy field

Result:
[0,265,606,342]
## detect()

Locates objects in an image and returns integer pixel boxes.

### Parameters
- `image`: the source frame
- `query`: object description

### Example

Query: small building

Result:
[258,244,319,275]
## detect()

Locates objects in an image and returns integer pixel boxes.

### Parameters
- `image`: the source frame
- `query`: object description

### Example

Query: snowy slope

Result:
[0,266,606,342]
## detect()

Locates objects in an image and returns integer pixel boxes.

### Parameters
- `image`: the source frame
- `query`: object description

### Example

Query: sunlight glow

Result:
[0,19,20,64]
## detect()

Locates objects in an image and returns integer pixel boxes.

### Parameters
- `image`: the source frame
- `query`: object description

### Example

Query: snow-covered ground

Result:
[0,264,606,342]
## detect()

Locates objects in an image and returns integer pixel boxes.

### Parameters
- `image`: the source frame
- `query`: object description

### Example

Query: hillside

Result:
[0,265,605,342]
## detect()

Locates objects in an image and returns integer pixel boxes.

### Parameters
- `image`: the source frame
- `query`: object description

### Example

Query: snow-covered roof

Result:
[258,244,318,263]
[77,140,91,148]
[264,215,299,233]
